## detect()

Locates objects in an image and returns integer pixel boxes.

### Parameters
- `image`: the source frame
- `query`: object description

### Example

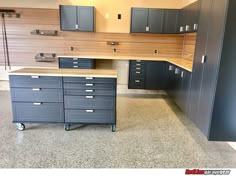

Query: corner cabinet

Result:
[60,5,95,32]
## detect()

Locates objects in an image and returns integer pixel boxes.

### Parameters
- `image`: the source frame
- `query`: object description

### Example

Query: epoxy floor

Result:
[0,91,236,168]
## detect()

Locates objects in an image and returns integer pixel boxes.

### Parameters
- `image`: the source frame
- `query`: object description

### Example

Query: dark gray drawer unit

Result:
[59,57,95,69]
[128,60,146,89]
[63,76,117,132]
[9,75,64,131]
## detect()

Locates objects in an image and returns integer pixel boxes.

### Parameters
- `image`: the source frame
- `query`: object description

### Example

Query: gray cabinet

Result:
[163,10,179,34]
[60,5,95,32]
[188,0,236,141]
[59,57,95,69]
[131,8,164,33]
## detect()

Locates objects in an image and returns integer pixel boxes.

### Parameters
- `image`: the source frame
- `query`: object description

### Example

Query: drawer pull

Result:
[136,60,141,62]
[86,96,94,99]
[32,88,41,91]
[136,64,141,66]
[86,110,94,113]
[73,62,78,64]
[86,83,94,86]
[85,90,94,92]
[73,58,78,61]
[73,65,78,68]
[169,65,173,71]
[135,80,140,83]
[33,103,42,105]
[136,72,141,74]
[31,76,40,79]
[85,77,94,80]
[136,68,141,70]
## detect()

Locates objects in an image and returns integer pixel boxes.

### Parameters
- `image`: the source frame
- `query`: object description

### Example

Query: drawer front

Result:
[59,58,95,69]
[64,89,116,96]
[130,64,145,70]
[63,77,115,84]
[9,76,62,88]
[59,58,94,63]
[64,82,115,90]
[59,63,94,69]
[64,96,115,109]
[11,88,63,102]
[65,109,115,124]
[130,60,145,65]
[128,79,145,89]
[12,102,64,122]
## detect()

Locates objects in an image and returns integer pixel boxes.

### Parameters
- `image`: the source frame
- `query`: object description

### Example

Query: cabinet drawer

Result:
[11,88,63,102]
[64,82,115,90]
[128,79,145,89]
[130,64,145,70]
[63,77,115,84]
[59,63,94,69]
[65,109,115,124]
[64,96,115,109]
[130,60,145,65]
[9,76,62,88]
[12,102,64,123]
[59,58,94,62]
[64,89,116,96]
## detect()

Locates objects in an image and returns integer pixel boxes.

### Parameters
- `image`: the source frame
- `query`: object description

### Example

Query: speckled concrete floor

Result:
[0,91,236,168]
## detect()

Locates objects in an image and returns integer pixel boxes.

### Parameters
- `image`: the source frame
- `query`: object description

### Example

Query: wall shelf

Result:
[35,53,56,62]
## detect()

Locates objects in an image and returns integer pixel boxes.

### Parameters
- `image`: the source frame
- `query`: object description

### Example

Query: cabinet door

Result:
[131,8,148,33]
[77,6,95,32]
[196,0,228,137]
[60,5,77,31]
[163,10,179,34]
[191,0,201,31]
[187,0,212,123]
[148,9,164,33]
[145,61,166,90]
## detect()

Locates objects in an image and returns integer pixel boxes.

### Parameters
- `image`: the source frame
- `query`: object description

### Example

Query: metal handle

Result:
[73,62,78,64]
[169,65,173,71]
[175,68,180,74]
[73,58,78,61]
[136,64,141,66]
[201,55,207,64]
[136,60,141,62]
[193,24,198,30]
[75,24,79,29]
[73,65,78,68]
[136,68,141,70]
[146,26,149,32]
[185,25,190,31]
[86,96,94,99]
[180,26,184,32]
[32,88,41,91]
[31,76,39,79]
[85,77,93,80]
[135,80,140,83]
[136,72,141,74]
[181,71,184,78]
[86,83,94,86]
[85,90,94,92]
[86,110,94,113]
[33,103,42,105]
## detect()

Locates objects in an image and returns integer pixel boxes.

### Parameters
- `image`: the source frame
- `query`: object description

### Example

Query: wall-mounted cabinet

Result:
[59,5,95,32]
[163,10,179,34]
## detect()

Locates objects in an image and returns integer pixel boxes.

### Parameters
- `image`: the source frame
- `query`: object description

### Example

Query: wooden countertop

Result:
[9,68,118,78]
[58,55,193,72]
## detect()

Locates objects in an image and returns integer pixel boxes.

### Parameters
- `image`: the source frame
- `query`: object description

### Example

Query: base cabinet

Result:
[9,75,117,132]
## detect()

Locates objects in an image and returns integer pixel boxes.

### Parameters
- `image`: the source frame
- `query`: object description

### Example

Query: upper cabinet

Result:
[130,8,164,33]
[131,1,200,34]
[60,5,95,32]
[178,0,201,33]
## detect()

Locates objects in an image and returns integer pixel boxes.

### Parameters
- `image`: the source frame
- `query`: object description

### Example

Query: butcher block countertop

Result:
[9,68,118,78]
[58,55,193,72]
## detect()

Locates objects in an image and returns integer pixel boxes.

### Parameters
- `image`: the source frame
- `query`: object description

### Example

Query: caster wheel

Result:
[16,123,25,131]
[64,124,71,131]
[111,125,116,132]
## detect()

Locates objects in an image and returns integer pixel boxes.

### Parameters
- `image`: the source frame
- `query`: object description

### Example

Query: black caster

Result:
[64,124,71,131]
[16,123,25,131]
[111,125,116,132]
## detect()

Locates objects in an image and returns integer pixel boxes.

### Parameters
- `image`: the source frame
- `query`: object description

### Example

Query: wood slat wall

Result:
[0,8,185,67]
[182,33,197,60]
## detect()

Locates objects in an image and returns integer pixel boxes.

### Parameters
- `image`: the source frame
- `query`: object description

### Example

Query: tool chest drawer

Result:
[63,82,115,90]
[63,77,115,84]
[64,89,116,96]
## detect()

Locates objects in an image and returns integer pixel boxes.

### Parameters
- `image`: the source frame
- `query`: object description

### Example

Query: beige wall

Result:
[0,0,197,33]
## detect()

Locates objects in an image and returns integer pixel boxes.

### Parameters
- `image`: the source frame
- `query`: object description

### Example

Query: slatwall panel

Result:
[0,8,185,67]
[182,33,197,60]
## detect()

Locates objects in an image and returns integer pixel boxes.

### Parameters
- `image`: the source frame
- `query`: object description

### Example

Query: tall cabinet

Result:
[188,0,236,141]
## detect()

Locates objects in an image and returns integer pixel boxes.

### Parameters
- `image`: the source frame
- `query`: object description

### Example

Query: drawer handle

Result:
[73,58,78,61]
[31,76,40,79]
[136,68,141,70]
[86,96,94,99]
[136,60,141,62]
[85,77,93,80]
[32,88,41,91]
[85,90,94,92]
[136,72,141,74]
[136,64,141,66]
[86,110,94,113]
[73,62,78,64]
[33,103,42,105]
[175,68,180,74]
[86,83,94,86]
[169,65,173,71]
[135,80,140,83]
[73,65,78,68]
